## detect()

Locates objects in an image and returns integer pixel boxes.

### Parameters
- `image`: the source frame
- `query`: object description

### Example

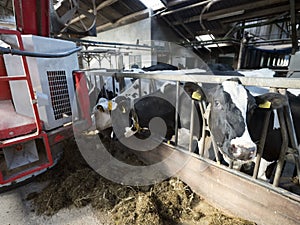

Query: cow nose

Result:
[230,144,257,160]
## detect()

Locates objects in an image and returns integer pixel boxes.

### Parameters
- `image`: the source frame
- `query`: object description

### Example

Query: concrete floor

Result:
[0,181,111,225]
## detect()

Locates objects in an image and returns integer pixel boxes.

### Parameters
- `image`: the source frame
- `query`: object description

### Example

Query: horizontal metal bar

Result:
[0,76,27,81]
[88,71,300,89]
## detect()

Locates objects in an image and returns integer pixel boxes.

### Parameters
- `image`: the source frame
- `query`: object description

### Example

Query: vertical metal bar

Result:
[237,28,245,70]
[290,0,298,54]
[283,104,299,150]
[253,110,271,179]
[174,81,180,146]
[273,108,288,187]
[198,101,207,156]
[283,105,300,185]
[189,99,195,152]
[112,75,116,97]
[211,134,220,164]
[279,88,300,184]
[138,78,142,97]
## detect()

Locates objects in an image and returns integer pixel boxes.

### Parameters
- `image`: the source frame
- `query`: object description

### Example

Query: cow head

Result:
[203,79,257,161]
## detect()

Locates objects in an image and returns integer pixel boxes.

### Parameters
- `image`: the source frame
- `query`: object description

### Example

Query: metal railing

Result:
[85,69,300,191]
[0,29,53,185]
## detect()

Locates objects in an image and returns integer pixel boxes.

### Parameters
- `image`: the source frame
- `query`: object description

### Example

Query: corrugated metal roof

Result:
[0,0,298,44]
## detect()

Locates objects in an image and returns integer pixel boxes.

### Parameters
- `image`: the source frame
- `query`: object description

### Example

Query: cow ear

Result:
[183,82,207,101]
[246,90,256,112]
[201,83,218,103]
[255,92,288,109]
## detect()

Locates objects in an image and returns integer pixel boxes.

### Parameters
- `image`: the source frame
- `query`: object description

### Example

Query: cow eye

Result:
[214,100,222,109]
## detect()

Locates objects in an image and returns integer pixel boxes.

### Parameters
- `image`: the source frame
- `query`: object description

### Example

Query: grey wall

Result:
[151,17,183,43]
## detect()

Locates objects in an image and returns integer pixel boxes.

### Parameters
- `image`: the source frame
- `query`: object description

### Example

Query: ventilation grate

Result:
[47,70,72,120]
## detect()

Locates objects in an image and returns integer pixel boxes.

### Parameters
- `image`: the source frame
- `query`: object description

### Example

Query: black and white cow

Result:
[94,79,175,131]
[202,78,300,180]
[246,91,300,179]
[96,77,255,160]
[95,74,299,181]
[201,78,257,161]
[105,82,203,146]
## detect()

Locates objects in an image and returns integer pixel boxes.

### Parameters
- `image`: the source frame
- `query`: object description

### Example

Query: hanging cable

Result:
[0,46,82,58]
[199,0,222,31]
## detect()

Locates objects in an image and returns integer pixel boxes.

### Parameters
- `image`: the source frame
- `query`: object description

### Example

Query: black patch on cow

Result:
[142,62,178,71]
[133,96,178,140]
[131,93,138,98]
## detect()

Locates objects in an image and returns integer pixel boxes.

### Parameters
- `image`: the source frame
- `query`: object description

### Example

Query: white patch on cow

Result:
[255,158,274,181]
[273,109,280,129]
[96,98,117,111]
[222,81,248,119]
[94,98,117,131]
[124,126,138,138]
[288,89,300,96]
[94,108,112,131]
[170,128,197,149]
[238,68,275,78]
[246,86,269,96]
[222,81,257,154]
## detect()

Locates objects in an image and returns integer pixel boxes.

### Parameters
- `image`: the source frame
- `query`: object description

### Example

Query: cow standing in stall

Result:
[95,81,203,150]
[201,78,300,181]
[94,73,300,182]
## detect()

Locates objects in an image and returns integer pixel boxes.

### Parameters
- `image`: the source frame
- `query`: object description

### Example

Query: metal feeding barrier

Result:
[84,69,300,225]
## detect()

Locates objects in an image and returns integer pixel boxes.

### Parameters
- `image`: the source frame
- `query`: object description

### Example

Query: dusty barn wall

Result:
[83,18,152,70]
[83,16,201,70]
[151,17,182,43]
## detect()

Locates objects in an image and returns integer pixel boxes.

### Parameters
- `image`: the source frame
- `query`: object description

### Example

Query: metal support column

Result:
[290,0,299,54]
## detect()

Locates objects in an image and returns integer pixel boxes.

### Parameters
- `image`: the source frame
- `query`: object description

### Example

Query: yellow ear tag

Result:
[259,101,271,109]
[108,101,113,110]
[192,91,201,100]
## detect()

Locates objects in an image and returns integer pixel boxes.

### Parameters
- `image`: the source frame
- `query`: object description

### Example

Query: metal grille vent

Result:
[47,70,72,120]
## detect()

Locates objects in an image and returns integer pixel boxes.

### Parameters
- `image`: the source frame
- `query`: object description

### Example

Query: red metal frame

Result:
[0,55,11,100]
[73,71,92,127]
[0,29,53,185]
[13,0,50,37]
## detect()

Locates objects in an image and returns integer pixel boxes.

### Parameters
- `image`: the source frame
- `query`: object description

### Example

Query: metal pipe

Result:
[174,81,180,146]
[211,134,220,164]
[189,99,195,152]
[290,0,299,54]
[64,37,152,50]
[138,78,142,98]
[198,101,207,157]
[115,72,300,89]
[160,0,211,16]
[273,108,288,187]
[283,104,300,185]
[0,46,82,58]
[253,110,271,179]
[237,36,245,70]
[112,75,116,97]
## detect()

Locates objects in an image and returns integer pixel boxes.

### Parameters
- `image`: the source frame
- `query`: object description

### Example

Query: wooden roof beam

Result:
[172,0,289,25]
[68,0,118,25]
[222,2,300,24]
[96,9,150,33]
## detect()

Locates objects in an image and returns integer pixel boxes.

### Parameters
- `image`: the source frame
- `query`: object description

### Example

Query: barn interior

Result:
[1,0,299,71]
[0,1,300,225]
